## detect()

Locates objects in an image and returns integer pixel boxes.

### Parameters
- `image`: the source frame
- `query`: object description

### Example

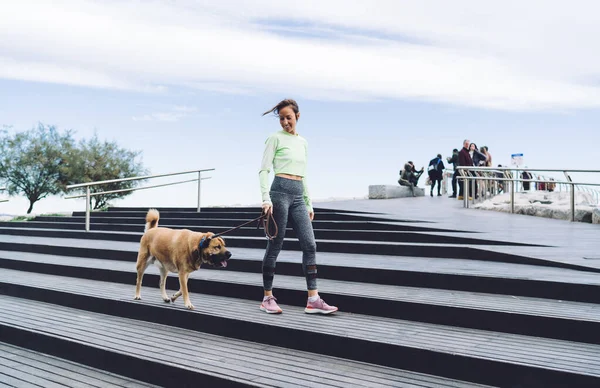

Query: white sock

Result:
[263,295,273,301]
[308,294,319,302]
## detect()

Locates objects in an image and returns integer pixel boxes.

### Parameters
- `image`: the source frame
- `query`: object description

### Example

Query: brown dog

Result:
[134,209,231,309]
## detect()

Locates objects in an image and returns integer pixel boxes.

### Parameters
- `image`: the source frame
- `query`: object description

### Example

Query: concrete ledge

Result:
[369,185,425,199]
[593,208,600,224]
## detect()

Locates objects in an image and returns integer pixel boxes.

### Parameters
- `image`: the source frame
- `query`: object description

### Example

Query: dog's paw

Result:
[185,303,195,310]
[162,297,171,303]
[134,296,141,300]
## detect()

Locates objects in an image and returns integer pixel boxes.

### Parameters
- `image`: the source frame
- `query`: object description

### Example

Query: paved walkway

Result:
[316,196,600,270]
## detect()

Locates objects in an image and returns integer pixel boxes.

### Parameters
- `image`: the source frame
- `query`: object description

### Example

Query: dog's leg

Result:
[179,272,194,310]
[134,251,152,300]
[159,266,170,303]
[171,289,182,303]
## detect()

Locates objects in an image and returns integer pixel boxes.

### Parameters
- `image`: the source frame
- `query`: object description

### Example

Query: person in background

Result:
[481,146,492,167]
[458,139,474,200]
[470,143,487,167]
[479,146,493,194]
[447,148,459,198]
[469,143,487,198]
[428,154,445,197]
[521,167,533,191]
[495,164,505,193]
[408,161,425,186]
[547,178,556,192]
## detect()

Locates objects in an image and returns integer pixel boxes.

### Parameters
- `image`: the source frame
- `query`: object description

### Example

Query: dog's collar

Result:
[194,237,206,265]
[197,237,208,259]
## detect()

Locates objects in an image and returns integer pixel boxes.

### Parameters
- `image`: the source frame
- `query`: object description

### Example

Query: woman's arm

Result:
[302,144,313,214]
[302,177,313,213]
[259,135,277,205]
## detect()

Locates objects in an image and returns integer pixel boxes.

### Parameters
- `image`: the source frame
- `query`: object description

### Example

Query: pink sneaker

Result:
[260,296,282,314]
[305,297,338,315]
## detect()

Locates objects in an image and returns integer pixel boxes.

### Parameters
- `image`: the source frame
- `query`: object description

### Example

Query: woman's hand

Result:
[308,210,314,221]
[262,203,273,215]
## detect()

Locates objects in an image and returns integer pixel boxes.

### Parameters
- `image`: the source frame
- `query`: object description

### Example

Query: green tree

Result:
[68,134,149,210]
[0,124,75,214]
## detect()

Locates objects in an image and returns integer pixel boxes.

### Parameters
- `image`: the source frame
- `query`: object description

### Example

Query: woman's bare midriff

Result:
[276,173,303,181]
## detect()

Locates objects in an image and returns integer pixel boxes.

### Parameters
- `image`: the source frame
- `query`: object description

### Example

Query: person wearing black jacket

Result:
[446,149,459,197]
[458,140,474,200]
[470,143,487,167]
[428,154,445,197]
[521,168,533,191]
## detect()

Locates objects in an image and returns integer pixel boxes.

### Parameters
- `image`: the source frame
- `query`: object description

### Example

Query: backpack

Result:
[428,158,441,172]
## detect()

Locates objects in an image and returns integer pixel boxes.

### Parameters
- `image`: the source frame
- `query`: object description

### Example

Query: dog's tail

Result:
[145,209,160,232]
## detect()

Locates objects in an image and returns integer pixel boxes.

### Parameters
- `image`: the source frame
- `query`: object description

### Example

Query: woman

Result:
[259,99,338,315]
[470,143,487,166]
[480,146,492,167]
[469,143,487,198]
[480,146,493,194]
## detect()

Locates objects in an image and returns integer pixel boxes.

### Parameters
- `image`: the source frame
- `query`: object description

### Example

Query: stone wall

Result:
[369,185,425,199]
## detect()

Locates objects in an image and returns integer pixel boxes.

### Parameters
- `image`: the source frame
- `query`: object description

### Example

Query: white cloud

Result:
[132,105,198,122]
[1,0,599,110]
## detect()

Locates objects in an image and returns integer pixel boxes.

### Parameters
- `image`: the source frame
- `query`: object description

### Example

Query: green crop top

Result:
[259,130,312,211]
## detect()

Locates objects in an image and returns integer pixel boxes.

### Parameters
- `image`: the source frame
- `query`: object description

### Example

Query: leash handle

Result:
[261,211,278,241]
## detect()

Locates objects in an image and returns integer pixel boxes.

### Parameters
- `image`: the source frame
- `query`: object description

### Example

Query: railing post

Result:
[510,176,515,214]
[464,176,469,208]
[197,171,202,212]
[85,186,90,232]
[562,171,575,222]
[442,172,447,195]
[571,184,575,221]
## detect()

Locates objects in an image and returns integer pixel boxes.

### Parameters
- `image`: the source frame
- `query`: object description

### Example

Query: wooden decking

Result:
[0,343,159,388]
[0,201,599,387]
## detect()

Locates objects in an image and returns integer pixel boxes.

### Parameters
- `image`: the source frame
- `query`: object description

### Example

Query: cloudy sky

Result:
[1,0,599,214]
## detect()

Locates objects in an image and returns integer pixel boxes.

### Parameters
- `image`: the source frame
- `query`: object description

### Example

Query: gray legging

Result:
[263,176,317,291]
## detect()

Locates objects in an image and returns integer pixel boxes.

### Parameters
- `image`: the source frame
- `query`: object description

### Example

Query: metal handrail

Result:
[459,167,600,173]
[66,168,214,189]
[65,178,211,199]
[456,166,600,222]
[66,168,215,231]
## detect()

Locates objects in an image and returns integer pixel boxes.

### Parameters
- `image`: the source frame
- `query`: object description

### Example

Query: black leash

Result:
[211,212,278,241]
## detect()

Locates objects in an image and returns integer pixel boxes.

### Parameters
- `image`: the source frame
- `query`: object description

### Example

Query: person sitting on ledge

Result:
[398,161,424,197]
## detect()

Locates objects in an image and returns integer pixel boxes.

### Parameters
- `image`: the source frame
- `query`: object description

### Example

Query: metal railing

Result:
[0,187,7,203]
[576,185,600,205]
[457,167,600,222]
[66,168,215,231]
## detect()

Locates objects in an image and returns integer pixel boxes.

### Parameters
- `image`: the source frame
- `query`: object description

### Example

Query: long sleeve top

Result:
[259,130,312,211]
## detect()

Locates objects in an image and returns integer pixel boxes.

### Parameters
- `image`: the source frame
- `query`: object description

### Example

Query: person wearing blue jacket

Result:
[428,154,445,197]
